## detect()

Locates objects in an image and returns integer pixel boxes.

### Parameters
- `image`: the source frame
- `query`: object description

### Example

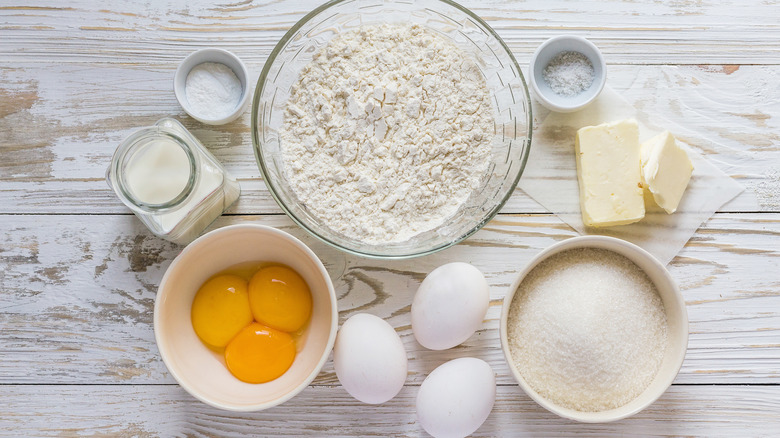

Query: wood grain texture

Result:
[2,385,779,437]
[0,64,776,214]
[2,214,778,385]
[1,0,779,435]
[1,0,779,64]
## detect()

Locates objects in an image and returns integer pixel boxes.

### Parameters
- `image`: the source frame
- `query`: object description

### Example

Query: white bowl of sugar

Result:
[500,236,688,423]
[528,35,607,113]
[174,48,251,125]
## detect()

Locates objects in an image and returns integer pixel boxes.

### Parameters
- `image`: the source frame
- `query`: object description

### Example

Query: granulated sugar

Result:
[507,247,668,412]
[542,51,594,97]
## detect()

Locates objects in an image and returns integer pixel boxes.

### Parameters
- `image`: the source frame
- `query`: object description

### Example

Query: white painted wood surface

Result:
[1,0,779,436]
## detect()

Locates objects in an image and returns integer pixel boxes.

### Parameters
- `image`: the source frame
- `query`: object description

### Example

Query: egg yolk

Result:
[248,265,312,333]
[225,322,296,384]
[191,274,253,349]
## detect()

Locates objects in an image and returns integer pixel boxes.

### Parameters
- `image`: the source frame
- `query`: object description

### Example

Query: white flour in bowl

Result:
[279,24,493,244]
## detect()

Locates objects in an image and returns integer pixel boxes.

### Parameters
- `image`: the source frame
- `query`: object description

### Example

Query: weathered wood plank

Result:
[1,0,779,433]
[1,213,778,385]
[0,64,775,214]
[1,384,778,437]
[1,0,779,64]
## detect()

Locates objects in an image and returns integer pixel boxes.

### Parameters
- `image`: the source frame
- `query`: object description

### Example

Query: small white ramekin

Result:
[529,36,607,113]
[174,48,250,125]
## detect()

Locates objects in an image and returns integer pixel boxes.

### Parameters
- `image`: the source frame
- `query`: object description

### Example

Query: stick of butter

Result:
[640,131,693,214]
[575,119,645,227]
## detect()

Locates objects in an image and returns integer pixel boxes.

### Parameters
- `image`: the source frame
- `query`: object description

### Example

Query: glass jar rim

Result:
[110,126,199,214]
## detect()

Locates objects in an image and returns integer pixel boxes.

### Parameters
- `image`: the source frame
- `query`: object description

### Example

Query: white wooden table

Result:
[2,0,779,436]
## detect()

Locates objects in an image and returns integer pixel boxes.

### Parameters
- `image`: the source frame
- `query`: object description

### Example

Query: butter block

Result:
[575,119,645,227]
[640,131,693,214]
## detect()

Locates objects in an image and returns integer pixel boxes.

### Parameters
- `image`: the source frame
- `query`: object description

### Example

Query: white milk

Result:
[124,138,192,205]
[107,118,240,245]
[158,158,225,235]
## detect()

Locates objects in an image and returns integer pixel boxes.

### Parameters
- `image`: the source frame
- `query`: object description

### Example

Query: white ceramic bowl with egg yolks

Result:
[154,224,338,412]
[499,235,689,423]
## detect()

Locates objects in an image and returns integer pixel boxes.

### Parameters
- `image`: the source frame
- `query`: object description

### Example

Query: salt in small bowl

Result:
[174,48,250,125]
[529,36,607,113]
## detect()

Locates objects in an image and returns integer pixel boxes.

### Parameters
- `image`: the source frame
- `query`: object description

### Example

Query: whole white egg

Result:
[416,357,496,438]
[412,262,489,350]
[333,313,408,404]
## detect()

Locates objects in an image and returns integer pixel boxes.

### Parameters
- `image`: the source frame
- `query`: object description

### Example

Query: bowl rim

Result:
[528,35,607,113]
[250,0,533,260]
[174,47,251,125]
[499,235,689,422]
[153,223,339,412]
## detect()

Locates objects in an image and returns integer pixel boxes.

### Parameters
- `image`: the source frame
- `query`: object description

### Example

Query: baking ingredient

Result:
[640,131,693,214]
[575,119,645,227]
[224,322,296,384]
[416,357,495,438]
[411,262,489,350]
[150,118,239,244]
[185,62,243,120]
[124,138,191,205]
[249,265,312,333]
[154,152,234,237]
[543,51,595,97]
[333,313,408,404]
[107,118,240,245]
[190,274,252,348]
[280,24,493,244]
[507,247,668,412]
[190,263,311,383]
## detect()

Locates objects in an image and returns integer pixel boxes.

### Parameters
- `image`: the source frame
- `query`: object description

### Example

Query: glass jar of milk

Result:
[107,118,240,245]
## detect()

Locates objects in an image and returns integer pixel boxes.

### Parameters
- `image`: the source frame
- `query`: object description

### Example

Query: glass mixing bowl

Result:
[251,0,532,259]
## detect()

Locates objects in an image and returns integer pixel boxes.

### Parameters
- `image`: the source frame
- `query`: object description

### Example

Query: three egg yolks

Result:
[190,265,312,383]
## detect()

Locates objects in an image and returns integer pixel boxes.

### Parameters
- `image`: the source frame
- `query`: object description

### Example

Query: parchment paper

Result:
[518,87,744,265]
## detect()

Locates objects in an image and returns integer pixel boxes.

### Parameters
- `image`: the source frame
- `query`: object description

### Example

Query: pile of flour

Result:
[280,24,493,244]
